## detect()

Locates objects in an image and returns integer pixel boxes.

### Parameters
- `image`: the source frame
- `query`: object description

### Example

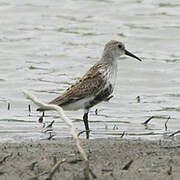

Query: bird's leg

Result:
[83,109,90,139]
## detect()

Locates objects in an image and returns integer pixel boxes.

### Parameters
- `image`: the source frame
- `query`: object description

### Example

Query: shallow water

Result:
[0,0,180,142]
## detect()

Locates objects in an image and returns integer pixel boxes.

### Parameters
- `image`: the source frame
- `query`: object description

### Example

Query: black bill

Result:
[125,50,142,61]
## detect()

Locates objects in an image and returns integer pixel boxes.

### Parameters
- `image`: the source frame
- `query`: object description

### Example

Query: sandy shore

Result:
[0,138,179,180]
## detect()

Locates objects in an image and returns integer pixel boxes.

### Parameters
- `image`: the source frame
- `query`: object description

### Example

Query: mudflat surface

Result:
[0,138,180,180]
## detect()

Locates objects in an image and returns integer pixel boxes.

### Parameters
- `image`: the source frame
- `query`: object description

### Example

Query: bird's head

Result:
[104,40,142,61]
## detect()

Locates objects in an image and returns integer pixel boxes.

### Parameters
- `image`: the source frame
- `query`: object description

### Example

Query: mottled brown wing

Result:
[49,63,105,107]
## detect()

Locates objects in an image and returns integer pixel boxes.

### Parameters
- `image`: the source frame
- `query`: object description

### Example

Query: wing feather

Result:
[49,63,106,107]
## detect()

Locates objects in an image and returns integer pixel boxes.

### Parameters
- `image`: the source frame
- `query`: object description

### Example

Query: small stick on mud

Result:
[28,161,38,171]
[102,168,113,172]
[167,166,172,175]
[28,104,31,116]
[165,116,170,131]
[47,132,55,140]
[169,130,180,137]
[142,116,154,125]
[7,102,10,110]
[161,145,180,149]
[23,90,90,180]
[89,168,97,179]
[122,159,133,170]
[0,153,13,164]
[53,156,60,173]
[45,159,66,180]
[68,158,83,164]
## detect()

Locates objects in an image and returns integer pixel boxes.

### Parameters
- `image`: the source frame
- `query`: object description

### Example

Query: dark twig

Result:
[28,161,38,171]
[95,109,98,115]
[102,168,113,172]
[68,158,83,164]
[142,116,154,125]
[165,116,170,131]
[136,96,140,103]
[169,130,180,137]
[122,159,133,170]
[0,153,13,164]
[28,104,31,116]
[7,102,10,110]
[78,130,92,137]
[47,132,55,140]
[120,131,125,138]
[89,168,97,179]
[43,129,53,133]
[45,159,66,180]
[39,112,45,123]
[46,120,55,128]
[161,146,180,149]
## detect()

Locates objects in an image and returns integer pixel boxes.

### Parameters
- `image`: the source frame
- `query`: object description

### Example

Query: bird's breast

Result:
[100,62,118,91]
[86,64,117,107]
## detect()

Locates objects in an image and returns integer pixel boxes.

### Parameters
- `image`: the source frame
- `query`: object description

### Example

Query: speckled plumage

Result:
[38,41,123,112]
[38,61,115,111]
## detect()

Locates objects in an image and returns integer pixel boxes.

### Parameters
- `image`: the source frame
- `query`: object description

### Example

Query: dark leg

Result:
[83,110,90,139]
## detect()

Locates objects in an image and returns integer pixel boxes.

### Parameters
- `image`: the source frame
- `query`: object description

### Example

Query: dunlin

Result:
[37,40,142,139]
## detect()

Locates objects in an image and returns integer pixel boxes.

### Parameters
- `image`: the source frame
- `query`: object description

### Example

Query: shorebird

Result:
[37,40,142,139]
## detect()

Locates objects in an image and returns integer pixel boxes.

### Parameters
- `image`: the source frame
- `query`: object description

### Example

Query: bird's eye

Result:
[118,44,122,49]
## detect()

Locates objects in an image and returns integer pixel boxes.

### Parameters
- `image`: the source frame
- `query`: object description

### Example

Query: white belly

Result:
[62,97,94,111]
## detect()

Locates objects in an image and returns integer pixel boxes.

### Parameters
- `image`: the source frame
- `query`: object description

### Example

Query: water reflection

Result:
[0,0,180,142]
